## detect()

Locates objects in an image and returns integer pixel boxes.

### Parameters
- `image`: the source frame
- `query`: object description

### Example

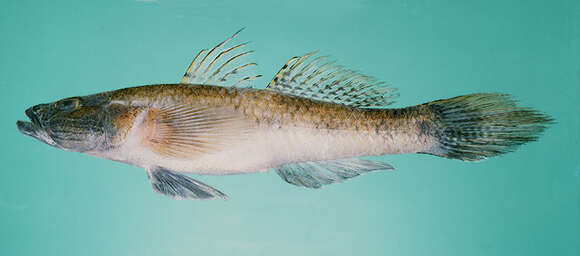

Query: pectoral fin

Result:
[274,158,394,189]
[143,103,252,159]
[147,168,228,200]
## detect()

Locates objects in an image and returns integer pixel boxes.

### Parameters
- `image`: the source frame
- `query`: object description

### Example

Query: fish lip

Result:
[16,120,37,137]
[17,107,42,138]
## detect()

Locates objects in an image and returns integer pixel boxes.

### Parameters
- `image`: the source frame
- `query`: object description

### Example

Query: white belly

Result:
[98,124,388,175]
[167,127,388,175]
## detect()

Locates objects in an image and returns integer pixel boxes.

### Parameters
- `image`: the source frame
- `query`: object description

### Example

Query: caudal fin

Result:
[422,93,553,161]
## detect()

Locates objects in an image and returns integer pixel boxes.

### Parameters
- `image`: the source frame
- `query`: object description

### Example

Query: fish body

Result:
[88,84,431,175]
[17,31,552,200]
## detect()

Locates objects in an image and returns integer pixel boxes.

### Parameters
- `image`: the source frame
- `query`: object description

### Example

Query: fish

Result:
[16,30,553,200]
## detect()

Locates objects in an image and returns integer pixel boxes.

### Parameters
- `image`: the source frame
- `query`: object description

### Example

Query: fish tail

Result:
[419,93,553,161]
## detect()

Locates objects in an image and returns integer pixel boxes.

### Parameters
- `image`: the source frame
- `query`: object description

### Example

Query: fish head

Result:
[17,95,110,152]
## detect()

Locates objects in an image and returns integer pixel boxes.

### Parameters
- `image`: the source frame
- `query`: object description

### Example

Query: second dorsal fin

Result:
[266,52,399,108]
[180,29,262,88]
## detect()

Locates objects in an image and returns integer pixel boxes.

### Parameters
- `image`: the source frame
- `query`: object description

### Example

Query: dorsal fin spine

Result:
[180,29,259,87]
[202,42,248,81]
[206,50,252,83]
[232,75,262,87]
[192,29,242,78]
[268,57,299,88]
[216,62,257,82]
[180,49,207,83]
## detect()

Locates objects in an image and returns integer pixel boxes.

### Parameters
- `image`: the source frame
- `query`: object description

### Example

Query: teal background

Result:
[1,0,579,255]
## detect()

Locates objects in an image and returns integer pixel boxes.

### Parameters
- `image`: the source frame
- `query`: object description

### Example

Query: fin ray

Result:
[148,168,227,200]
[180,29,260,88]
[421,93,553,161]
[267,52,398,107]
[274,158,394,189]
[143,104,251,159]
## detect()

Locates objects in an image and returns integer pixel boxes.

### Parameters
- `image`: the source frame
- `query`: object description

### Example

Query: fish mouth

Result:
[17,107,41,138]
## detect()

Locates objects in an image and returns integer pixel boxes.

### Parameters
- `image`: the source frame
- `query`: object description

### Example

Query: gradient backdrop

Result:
[1,0,579,255]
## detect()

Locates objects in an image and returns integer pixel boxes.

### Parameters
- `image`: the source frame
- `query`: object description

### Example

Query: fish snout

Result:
[16,120,36,137]
[17,104,46,138]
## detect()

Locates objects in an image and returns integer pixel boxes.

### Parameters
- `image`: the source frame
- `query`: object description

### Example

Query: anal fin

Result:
[147,168,228,200]
[274,158,394,189]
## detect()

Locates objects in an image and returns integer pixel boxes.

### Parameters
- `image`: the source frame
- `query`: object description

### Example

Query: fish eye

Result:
[57,98,80,111]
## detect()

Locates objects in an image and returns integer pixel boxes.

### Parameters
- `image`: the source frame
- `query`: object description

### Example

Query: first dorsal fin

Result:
[266,52,398,108]
[180,29,262,88]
